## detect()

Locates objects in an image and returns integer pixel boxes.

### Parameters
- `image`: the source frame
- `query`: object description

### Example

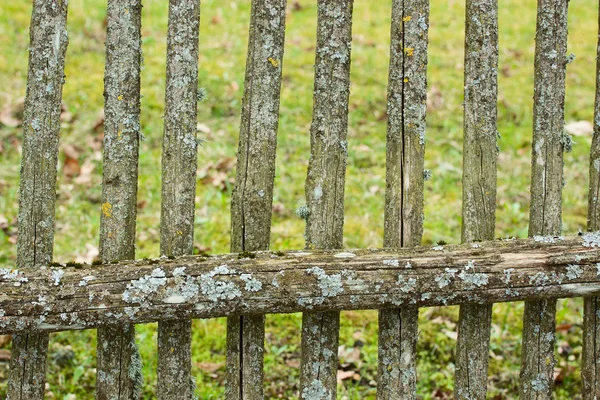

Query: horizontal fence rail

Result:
[0,235,599,334]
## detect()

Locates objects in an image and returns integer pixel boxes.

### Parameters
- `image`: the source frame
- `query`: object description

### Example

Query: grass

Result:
[0,0,597,397]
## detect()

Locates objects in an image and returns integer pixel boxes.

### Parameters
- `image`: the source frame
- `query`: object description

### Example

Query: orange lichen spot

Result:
[124,8,129,14]
[117,95,123,101]
[176,230,183,235]
[268,57,279,68]
[102,202,113,218]
[403,16,412,22]
[403,77,409,83]
[404,47,414,57]
[117,130,123,140]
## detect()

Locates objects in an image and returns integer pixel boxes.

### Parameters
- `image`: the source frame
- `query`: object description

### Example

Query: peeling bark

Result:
[378,0,429,398]
[96,1,143,398]
[9,0,69,398]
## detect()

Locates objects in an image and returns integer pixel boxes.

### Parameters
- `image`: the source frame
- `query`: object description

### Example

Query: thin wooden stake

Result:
[8,0,69,398]
[157,0,201,398]
[226,0,287,398]
[520,0,569,398]
[582,3,600,397]
[299,1,353,399]
[455,0,499,398]
[378,0,429,398]
[95,1,143,398]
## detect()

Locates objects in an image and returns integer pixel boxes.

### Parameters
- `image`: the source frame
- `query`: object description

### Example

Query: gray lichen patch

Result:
[199,265,241,302]
[306,267,343,297]
[122,268,167,304]
[240,274,263,292]
[583,231,600,247]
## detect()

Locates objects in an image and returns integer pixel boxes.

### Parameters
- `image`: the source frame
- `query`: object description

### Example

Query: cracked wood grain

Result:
[300,1,354,399]
[8,0,69,398]
[378,0,429,398]
[583,3,600,397]
[0,236,599,334]
[157,0,201,398]
[455,0,498,398]
[521,1,569,398]
[96,1,143,399]
[226,1,287,399]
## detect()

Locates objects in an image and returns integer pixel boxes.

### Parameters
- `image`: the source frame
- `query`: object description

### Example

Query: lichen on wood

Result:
[300,1,354,398]
[2,237,599,335]
[9,0,69,398]
[96,1,143,398]
[378,0,429,397]
[226,0,287,398]
[158,0,201,398]
[521,0,569,397]
[583,3,600,395]
[455,0,499,398]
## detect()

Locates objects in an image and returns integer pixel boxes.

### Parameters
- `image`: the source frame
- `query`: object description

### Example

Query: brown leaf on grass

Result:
[284,358,300,369]
[74,244,99,264]
[0,99,72,127]
[0,335,12,348]
[73,159,96,186]
[196,361,224,373]
[0,215,17,244]
[555,323,574,332]
[197,157,235,192]
[337,369,354,384]
[565,120,593,137]
[289,1,303,12]
[427,85,444,112]
[0,349,10,362]
[0,98,25,127]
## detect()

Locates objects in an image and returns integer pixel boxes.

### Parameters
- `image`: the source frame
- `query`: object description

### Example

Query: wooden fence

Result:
[4,0,600,398]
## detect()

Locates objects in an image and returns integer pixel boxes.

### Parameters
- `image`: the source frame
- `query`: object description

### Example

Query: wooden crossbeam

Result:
[0,236,599,334]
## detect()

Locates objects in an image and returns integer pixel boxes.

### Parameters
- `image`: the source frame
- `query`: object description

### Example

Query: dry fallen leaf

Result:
[196,361,224,373]
[565,120,593,137]
[197,157,236,191]
[74,243,99,264]
[0,335,12,348]
[337,369,354,384]
[73,159,95,186]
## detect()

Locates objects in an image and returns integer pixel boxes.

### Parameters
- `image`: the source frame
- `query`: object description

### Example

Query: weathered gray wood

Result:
[2,236,599,333]
[455,0,499,398]
[521,1,569,398]
[96,1,143,398]
[157,0,201,398]
[378,0,429,398]
[582,4,600,398]
[226,0,287,398]
[9,0,69,398]
[300,1,354,399]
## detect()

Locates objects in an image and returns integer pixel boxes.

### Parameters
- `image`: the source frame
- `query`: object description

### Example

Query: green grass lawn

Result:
[0,0,598,398]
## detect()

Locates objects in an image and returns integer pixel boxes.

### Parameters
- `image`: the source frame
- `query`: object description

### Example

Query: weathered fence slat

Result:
[378,0,429,398]
[455,0,498,398]
[299,1,354,399]
[225,1,287,398]
[582,4,600,397]
[157,0,201,398]
[520,0,569,398]
[2,236,600,334]
[8,0,69,398]
[95,1,143,398]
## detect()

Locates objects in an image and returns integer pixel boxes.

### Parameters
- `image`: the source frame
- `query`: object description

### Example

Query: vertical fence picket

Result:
[95,1,143,398]
[582,4,600,397]
[454,0,499,398]
[520,0,569,398]
[299,1,353,399]
[157,0,201,398]
[8,1,69,398]
[377,0,429,398]
[226,0,287,398]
